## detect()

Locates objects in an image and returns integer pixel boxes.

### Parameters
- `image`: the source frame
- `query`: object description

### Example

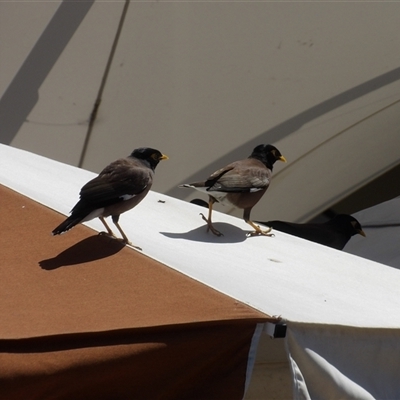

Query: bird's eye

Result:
[151,153,159,161]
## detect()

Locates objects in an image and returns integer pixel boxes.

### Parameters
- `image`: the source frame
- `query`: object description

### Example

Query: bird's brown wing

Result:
[206,161,271,193]
[75,159,153,210]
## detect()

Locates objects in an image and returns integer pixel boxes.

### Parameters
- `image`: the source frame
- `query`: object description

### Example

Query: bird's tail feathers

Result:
[52,216,82,235]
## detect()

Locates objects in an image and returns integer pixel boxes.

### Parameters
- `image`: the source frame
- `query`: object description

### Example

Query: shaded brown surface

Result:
[0,184,271,399]
[0,324,259,400]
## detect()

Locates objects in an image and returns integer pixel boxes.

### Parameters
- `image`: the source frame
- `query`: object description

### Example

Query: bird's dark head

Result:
[250,144,287,170]
[330,214,366,238]
[130,147,169,170]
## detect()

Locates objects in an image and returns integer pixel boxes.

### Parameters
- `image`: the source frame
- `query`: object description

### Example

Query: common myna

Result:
[260,214,366,250]
[180,144,286,236]
[52,147,168,247]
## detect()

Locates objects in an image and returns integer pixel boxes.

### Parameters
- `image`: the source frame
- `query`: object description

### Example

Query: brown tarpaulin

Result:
[0,185,271,399]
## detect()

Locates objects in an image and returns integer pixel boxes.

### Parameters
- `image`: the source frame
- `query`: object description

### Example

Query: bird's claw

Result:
[208,227,224,237]
[247,226,274,237]
[247,231,275,237]
[99,231,117,239]
[115,237,142,251]
[199,213,224,237]
[125,242,142,251]
[98,231,141,249]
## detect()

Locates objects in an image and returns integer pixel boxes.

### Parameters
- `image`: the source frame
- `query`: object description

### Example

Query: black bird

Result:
[179,144,286,236]
[260,214,366,250]
[52,147,168,247]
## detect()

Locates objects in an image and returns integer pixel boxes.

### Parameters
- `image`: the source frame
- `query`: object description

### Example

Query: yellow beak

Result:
[358,229,366,237]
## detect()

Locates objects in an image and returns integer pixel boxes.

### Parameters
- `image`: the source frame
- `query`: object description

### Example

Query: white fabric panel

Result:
[244,323,265,397]
[286,323,400,399]
[287,354,311,400]
[2,144,400,329]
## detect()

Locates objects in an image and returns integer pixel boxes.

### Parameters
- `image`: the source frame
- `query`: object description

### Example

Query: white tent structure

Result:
[1,1,400,223]
[2,2,400,397]
[2,144,400,399]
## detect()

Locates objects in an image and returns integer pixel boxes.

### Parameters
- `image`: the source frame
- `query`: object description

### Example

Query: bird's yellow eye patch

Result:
[151,153,168,161]
[272,149,286,162]
[157,153,169,161]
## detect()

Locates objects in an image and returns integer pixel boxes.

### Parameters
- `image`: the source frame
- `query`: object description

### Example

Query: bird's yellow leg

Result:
[99,216,140,249]
[113,220,142,250]
[246,220,273,237]
[99,216,116,237]
[200,198,223,237]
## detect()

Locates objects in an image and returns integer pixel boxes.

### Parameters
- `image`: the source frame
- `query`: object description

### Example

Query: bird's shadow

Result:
[160,222,248,243]
[39,234,125,270]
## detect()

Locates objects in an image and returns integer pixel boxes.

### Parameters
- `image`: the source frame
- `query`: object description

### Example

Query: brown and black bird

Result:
[260,214,366,250]
[179,144,286,236]
[52,147,168,247]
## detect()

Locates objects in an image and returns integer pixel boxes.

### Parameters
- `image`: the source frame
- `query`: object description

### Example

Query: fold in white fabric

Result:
[286,322,400,399]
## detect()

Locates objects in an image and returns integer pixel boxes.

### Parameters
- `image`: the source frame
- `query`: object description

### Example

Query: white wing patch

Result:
[249,188,264,192]
[120,194,137,201]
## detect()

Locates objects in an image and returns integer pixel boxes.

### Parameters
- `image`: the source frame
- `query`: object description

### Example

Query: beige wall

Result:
[2,1,400,221]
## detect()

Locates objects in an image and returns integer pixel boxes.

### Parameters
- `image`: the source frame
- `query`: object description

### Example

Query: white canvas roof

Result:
[2,143,400,398]
[2,143,400,328]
